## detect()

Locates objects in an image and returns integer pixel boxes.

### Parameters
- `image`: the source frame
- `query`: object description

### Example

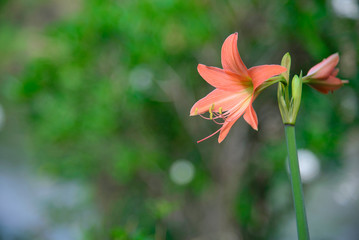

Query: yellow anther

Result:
[209,104,214,119]
[219,107,223,115]
[194,108,198,115]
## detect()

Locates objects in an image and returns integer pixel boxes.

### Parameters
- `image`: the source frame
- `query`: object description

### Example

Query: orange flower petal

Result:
[331,68,339,77]
[218,97,251,143]
[243,102,258,130]
[248,65,287,90]
[221,33,249,78]
[218,116,238,143]
[308,76,345,94]
[197,64,251,92]
[190,89,250,116]
[307,53,339,79]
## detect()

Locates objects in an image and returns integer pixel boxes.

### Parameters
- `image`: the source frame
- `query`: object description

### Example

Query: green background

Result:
[0,0,358,239]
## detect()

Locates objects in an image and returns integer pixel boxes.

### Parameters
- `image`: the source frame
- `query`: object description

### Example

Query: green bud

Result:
[277,82,289,123]
[289,74,302,124]
[281,52,291,84]
[277,73,303,125]
[292,75,302,101]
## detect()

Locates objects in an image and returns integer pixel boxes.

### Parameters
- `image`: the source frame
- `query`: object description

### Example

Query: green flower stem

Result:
[284,125,310,240]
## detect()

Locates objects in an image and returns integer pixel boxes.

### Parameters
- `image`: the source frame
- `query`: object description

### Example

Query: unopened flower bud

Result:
[292,75,302,102]
[303,53,348,94]
[277,82,289,123]
[290,74,302,123]
[281,52,291,84]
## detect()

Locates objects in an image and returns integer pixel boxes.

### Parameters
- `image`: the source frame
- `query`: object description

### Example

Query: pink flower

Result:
[190,33,286,143]
[304,53,348,94]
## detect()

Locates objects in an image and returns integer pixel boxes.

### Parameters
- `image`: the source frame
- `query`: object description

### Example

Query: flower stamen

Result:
[209,103,215,119]
[212,118,225,125]
[199,114,222,120]
[197,127,222,143]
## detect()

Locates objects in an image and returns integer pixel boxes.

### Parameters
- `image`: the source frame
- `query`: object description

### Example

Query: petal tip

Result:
[280,66,287,72]
[228,32,238,38]
[189,106,197,116]
[329,53,340,62]
[250,123,258,131]
[197,64,209,73]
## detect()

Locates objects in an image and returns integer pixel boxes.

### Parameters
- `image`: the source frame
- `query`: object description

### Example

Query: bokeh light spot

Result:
[287,149,321,183]
[298,149,321,183]
[169,159,195,185]
[129,66,153,92]
[332,0,359,19]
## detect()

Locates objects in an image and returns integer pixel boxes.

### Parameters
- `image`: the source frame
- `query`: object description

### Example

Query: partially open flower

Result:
[303,53,348,94]
[190,33,286,143]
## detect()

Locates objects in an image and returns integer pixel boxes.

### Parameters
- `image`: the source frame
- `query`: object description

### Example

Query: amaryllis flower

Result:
[190,33,286,143]
[303,53,348,94]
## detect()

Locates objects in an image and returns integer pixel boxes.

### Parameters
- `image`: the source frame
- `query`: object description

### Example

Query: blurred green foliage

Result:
[110,228,153,240]
[0,0,358,239]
